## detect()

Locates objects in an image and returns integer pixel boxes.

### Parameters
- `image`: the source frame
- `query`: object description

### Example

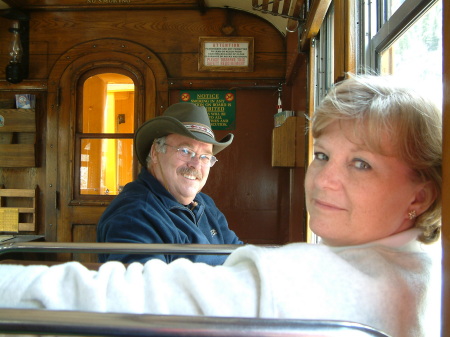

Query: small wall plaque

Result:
[198,37,254,72]
[0,208,19,233]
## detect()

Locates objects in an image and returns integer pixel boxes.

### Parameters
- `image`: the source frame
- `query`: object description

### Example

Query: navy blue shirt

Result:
[97,168,242,265]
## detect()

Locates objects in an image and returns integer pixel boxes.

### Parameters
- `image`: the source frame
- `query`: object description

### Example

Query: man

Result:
[97,102,242,265]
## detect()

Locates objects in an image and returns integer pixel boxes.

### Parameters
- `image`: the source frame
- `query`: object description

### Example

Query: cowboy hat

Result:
[134,102,234,166]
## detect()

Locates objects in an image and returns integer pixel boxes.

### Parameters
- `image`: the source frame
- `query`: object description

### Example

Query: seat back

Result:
[0,242,391,337]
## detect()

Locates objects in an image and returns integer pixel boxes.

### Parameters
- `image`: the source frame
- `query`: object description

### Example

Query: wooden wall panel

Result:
[0,9,286,80]
[0,5,302,256]
[281,51,308,243]
[50,42,165,247]
[170,88,292,245]
[0,90,47,236]
[72,223,98,263]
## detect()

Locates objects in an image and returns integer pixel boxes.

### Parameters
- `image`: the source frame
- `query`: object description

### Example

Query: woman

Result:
[0,74,442,337]
[307,74,441,247]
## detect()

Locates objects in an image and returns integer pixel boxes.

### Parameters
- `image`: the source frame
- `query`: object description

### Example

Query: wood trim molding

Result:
[334,0,356,82]
[2,0,203,11]
[44,38,168,242]
[299,0,332,51]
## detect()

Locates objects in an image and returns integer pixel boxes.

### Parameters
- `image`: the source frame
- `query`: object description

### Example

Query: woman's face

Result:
[305,120,427,246]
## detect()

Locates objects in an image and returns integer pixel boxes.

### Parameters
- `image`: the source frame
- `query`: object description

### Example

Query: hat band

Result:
[183,123,215,139]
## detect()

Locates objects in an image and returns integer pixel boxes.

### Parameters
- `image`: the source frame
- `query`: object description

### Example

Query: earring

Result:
[408,210,417,220]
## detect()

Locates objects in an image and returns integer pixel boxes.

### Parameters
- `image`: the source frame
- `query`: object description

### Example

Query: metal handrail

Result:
[0,309,391,337]
[0,242,247,256]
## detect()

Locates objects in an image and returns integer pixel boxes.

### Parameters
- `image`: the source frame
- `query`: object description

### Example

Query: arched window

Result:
[74,71,137,200]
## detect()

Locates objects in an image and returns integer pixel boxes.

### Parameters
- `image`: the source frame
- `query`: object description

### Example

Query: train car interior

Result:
[0,0,448,335]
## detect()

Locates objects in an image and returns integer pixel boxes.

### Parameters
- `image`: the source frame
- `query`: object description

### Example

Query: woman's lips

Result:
[313,198,345,211]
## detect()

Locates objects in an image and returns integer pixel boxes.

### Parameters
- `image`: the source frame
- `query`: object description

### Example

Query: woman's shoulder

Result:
[224,239,432,278]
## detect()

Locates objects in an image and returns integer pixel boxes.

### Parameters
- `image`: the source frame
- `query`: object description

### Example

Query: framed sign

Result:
[180,90,236,130]
[198,37,254,72]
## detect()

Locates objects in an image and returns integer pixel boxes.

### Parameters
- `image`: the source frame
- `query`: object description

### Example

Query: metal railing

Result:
[0,309,390,336]
[0,241,244,256]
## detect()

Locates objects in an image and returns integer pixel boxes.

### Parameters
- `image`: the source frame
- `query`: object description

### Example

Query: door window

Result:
[75,72,135,199]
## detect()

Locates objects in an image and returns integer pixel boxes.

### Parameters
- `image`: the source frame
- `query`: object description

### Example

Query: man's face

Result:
[149,134,213,205]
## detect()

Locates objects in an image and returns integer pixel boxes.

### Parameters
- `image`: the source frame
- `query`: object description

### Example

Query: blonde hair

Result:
[311,74,442,243]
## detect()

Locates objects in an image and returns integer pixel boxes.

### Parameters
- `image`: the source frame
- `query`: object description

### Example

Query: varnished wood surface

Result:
[2,0,204,10]
[299,0,331,51]
[0,5,305,261]
[0,109,35,132]
[0,9,285,80]
[171,88,301,245]
[0,187,37,231]
[272,117,297,167]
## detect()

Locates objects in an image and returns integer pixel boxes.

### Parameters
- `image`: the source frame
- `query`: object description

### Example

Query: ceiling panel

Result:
[0,0,291,34]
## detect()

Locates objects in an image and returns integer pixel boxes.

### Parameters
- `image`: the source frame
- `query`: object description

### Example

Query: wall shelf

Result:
[0,109,36,167]
[0,186,38,233]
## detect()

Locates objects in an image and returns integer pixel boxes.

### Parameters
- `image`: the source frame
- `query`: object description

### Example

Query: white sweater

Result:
[0,228,441,337]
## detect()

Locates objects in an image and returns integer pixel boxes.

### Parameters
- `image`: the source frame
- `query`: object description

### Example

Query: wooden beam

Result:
[299,0,332,51]
[282,0,292,16]
[0,80,47,91]
[1,0,203,11]
[196,0,206,12]
[333,0,356,82]
[286,0,305,32]
[272,0,280,13]
[290,0,305,18]
[168,78,284,89]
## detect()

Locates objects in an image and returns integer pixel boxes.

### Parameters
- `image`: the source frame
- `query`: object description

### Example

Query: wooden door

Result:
[44,39,168,262]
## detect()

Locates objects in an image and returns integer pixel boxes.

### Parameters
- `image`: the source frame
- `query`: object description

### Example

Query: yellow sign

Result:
[0,208,19,232]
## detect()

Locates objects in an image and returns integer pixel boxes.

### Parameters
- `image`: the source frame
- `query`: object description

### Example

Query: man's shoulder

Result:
[195,192,216,206]
[120,179,151,196]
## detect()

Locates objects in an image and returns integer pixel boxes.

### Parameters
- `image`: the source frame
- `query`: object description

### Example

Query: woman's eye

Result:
[314,152,328,161]
[354,159,371,170]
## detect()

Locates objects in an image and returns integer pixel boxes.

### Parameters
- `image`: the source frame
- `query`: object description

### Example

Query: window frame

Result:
[72,68,138,204]
[314,2,335,106]
[363,0,439,73]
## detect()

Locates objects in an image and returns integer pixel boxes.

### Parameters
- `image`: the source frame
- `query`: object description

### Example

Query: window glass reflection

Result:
[80,138,133,195]
[83,74,135,134]
[79,72,135,196]
[380,1,442,107]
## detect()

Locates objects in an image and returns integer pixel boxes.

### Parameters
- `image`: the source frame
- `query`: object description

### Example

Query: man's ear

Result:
[150,144,158,164]
[411,181,438,216]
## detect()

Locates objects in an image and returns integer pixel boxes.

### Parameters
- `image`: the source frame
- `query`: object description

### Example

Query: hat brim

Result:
[134,116,233,166]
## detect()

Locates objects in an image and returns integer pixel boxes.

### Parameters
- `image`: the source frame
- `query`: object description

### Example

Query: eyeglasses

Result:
[163,143,218,167]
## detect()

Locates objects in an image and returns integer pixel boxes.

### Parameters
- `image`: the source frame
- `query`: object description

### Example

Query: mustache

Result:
[177,166,202,180]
